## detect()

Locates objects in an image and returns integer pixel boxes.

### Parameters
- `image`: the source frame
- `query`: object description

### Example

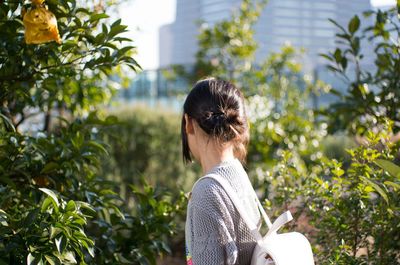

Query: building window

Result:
[313,2,336,10]
[273,18,301,26]
[274,0,301,8]
[313,29,335,38]
[202,2,230,14]
[315,12,336,20]
[275,9,300,17]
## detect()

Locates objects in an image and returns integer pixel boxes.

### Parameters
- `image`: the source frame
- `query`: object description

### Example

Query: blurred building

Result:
[159,24,174,68]
[163,0,373,70]
[123,0,377,108]
[168,0,201,66]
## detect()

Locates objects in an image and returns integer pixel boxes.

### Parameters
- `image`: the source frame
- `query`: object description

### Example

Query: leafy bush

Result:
[102,105,199,193]
[320,6,400,134]
[99,105,197,263]
[0,113,186,264]
[307,125,400,264]
[0,0,184,263]
[260,126,400,264]
[320,133,356,163]
[0,187,95,264]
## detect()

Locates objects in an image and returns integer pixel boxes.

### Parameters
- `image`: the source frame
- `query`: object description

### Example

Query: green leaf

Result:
[108,24,128,39]
[332,166,344,177]
[348,15,360,34]
[319,53,333,62]
[333,49,342,64]
[361,176,388,204]
[0,209,8,226]
[55,236,67,254]
[76,202,96,215]
[397,0,400,15]
[41,162,58,174]
[111,18,122,27]
[61,252,76,263]
[117,46,135,56]
[111,205,125,220]
[71,131,84,150]
[87,141,108,155]
[87,247,95,258]
[384,181,400,191]
[23,209,40,227]
[39,188,60,207]
[65,200,76,212]
[44,255,60,265]
[50,227,63,239]
[329,18,347,34]
[89,13,109,23]
[375,159,400,178]
[41,197,53,212]
[0,113,16,132]
[27,253,37,265]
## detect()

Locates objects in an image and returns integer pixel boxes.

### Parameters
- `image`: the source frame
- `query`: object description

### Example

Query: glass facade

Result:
[122,0,374,108]
[163,0,372,70]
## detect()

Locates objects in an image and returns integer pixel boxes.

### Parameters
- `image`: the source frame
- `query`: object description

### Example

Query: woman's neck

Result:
[199,144,235,174]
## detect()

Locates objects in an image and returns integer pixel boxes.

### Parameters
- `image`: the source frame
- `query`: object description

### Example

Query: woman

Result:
[182,78,261,265]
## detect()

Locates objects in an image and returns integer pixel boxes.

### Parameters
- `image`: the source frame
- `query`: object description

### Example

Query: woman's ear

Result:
[185,114,195,134]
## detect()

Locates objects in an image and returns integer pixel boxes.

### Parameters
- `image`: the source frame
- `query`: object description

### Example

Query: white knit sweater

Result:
[185,159,261,265]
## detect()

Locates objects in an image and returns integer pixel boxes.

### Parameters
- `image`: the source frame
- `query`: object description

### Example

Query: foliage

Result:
[306,123,400,264]
[0,0,140,130]
[102,105,199,193]
[0,187,95,264]
[163,0,267,86]
[320,6,400,134]
[246,46,329,171]
[0,113,185,264]
[0,0,183,264]
[187,1,400,264]
[89,178,186,264]
[100,105,196,262]
[320,133,356,163]
[259,124,400,264]
[193,0,267,81]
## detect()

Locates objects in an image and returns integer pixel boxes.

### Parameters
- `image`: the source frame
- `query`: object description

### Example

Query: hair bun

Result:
[210,112,225,126]
[204,108,241,141]
[223,108,240,125]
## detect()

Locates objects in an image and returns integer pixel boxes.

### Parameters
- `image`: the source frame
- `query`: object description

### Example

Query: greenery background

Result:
[0,0,399,264]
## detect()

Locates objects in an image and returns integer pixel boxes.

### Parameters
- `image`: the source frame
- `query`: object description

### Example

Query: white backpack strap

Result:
[248,186,293,235]
[254,191,273,229]
[197,174,293,241]
[266,210,293,236]
[202,174,263,242]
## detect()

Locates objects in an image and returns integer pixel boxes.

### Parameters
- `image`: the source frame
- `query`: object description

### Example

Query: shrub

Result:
[0,113,186,264]
[320,6,400,134]
[307,124,400,264]
[0,0,183,263]
[102,105,199,193]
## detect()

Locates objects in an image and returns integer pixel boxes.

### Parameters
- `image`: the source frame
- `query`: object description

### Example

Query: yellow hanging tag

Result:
[23,0,61,44]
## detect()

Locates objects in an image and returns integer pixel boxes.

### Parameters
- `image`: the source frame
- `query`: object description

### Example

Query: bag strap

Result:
[201,174,263,242]
[251,185,273,229]
[201,174,293,239]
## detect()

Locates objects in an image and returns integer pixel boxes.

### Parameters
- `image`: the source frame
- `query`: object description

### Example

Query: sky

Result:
[118,0,176,70]
[118,0,397,70]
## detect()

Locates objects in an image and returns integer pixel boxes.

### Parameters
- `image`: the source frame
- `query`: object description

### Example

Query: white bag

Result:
[204,174,315,265]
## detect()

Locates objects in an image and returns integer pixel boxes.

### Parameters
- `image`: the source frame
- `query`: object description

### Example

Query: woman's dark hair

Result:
[181,78,249,163]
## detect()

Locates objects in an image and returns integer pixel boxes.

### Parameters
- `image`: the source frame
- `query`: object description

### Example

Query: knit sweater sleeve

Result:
[189,178,238,265]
